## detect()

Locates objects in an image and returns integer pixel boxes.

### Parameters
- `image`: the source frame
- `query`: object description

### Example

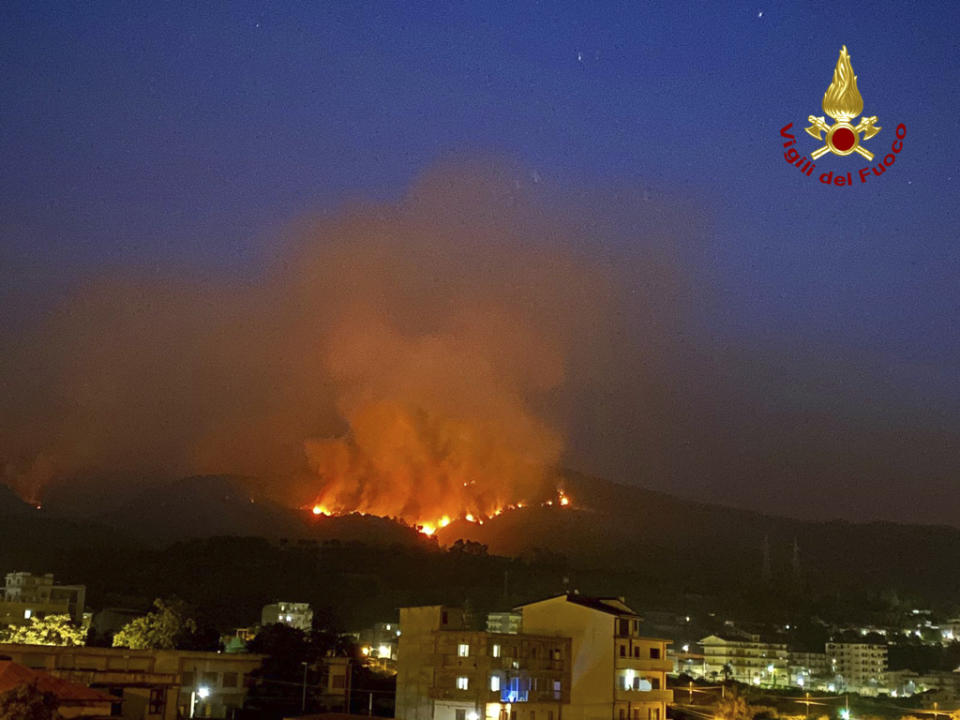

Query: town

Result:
[3,569,960,720]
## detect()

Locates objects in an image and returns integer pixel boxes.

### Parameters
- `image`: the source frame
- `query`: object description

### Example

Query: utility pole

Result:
[301,661,309,713]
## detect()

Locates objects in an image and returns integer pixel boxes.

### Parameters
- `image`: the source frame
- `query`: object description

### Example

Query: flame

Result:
[822,46,863,122]
[306,485,574,537]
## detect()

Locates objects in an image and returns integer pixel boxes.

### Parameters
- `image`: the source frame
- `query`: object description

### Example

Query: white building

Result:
[0,572,86,625]
[261,602,313,632]
[699,633,789,686]
[825,642,887,694]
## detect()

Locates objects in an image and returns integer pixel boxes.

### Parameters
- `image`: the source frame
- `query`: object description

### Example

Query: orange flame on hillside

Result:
[306,487,574,536]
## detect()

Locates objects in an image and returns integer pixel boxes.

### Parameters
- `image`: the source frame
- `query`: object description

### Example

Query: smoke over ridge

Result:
[1,159,691,520]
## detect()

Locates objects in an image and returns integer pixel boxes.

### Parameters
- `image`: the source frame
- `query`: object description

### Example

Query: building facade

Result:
[519,595,673,720]
[698,633,789,686]
[0,572,86,625]
[825,642,887,694]
[486,613,522,635]
[396,605,571,720]
[261,601,313,632]
[0,642,264,719]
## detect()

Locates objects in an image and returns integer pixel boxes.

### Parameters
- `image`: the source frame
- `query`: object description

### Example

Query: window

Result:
[619,645,626,657]
[457,676,469,690]
[222,672,238,688]
[553,680,561,700]
[491,674,501,692]
[530,712,535,720]
[457,710,467,720]
[442,611,449,625]
[650,677,660,690]
[619,620,630,636]
[551,649,561,660]
[492,644,501,658]
[633,647,640,658]
[203,672,218,686]
[458,643,470,657]
[149,688,165,714]
[333,675,346,689]
[620,710,626,720]
[182,672,195,687]
[530,647,537,658]
[632,710,640,720]
[649,647,661,659]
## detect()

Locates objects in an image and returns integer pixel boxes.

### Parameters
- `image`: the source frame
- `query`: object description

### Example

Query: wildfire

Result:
[306,487,574,537]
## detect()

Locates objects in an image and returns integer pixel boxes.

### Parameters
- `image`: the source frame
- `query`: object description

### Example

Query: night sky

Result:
[3,2,960,524]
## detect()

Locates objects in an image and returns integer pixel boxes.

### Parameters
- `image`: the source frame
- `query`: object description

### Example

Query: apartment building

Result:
[0,641,264,719]
[396,605,571,720]
[0,572,86,625]
[699,633,789,686]
[261,601,313,632]
[786,650,829,688]
[825,642,887,693]
[519,594,673,720]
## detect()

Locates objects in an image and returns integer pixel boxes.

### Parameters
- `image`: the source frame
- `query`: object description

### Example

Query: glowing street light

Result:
[190,686,211,717]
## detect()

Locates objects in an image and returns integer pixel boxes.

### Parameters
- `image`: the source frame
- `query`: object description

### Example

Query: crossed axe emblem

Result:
[805,115,881,160]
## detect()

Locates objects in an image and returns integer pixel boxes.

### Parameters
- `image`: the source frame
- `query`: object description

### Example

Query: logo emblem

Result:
[805,46,881,160]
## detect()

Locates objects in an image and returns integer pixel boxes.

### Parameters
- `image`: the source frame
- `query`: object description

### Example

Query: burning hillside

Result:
[307,487,574,537]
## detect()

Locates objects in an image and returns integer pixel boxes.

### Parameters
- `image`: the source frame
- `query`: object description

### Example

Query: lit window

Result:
[491,674,501,691]
[457,676,469,690]
[24,609,32,619]
[492,644,501,658]
[458,643,470,657]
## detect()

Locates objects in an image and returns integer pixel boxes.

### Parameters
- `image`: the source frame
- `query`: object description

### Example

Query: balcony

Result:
[615,656,673,673]
[614,689,674,704]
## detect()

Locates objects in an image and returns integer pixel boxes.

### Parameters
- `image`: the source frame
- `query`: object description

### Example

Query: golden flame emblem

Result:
[805,46,881,160]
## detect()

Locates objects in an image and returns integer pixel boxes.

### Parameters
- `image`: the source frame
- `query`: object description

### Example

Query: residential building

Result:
[519,594,673,720]
[0,660,115,718]
[940,619,960,643]
[262,601,313,632]
[358,621,402,666]
[0,572,86,625]
[318,656,351,712]
[396,605,571,720]
[487,613,522,635]
[699,633,789,686]
[0,641,264,719]
[825,641,887,694]
[787,650,829,688]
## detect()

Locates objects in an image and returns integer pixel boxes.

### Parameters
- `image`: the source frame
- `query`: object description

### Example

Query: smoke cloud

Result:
[1,159,692,521]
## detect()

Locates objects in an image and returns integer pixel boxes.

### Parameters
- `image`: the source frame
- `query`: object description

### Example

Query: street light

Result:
[190,686,211,718]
